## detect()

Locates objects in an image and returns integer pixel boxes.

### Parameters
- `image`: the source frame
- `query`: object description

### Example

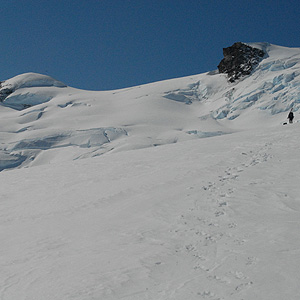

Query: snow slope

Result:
[1,43,300,299]
[1,125,300,300]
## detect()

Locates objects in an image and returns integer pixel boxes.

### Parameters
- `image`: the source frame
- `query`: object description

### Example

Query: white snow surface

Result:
[2,72,67,89]
[1,43,300,299]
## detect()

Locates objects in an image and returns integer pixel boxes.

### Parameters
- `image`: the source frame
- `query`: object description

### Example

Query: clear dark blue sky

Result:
[1,0,299,90]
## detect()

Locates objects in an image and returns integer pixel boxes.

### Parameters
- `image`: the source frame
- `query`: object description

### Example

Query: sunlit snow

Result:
[1,43,300,299]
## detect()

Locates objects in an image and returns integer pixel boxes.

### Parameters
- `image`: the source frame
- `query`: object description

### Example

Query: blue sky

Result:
[1,0,300,90]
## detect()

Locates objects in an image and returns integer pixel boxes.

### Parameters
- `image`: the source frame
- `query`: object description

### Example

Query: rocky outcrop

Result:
[0,82,14,102]
[218,42,266,82]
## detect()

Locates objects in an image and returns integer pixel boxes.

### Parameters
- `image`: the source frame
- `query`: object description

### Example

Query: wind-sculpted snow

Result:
[10,128,127,151]
[0,151,27,171]
[1,72,66,90]
[0,128,128,169]
[163,81,202,104]
[0,73,67,110]
[2,92,53,110]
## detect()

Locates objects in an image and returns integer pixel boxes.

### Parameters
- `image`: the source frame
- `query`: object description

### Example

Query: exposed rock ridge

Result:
[218,42,266,82]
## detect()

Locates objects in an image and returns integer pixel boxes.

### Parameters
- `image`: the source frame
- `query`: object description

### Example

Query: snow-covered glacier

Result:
[1,43,300,300]
[1,43,300,170]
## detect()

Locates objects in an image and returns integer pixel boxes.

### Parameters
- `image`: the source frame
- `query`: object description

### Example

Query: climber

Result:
[287,108,294,124]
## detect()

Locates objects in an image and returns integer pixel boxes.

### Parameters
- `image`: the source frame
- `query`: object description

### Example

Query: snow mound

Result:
[0,73,67,110]
[1,72,67,90]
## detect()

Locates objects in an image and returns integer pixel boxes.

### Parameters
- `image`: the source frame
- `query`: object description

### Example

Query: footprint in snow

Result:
[215,210,225,217]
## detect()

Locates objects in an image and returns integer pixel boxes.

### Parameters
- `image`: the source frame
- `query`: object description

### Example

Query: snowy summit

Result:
[1,42,300,299]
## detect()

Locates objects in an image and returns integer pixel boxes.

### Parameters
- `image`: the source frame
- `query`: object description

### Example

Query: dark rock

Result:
[0,82,14,102]
[0,88,14,102]
[218,42,266,82]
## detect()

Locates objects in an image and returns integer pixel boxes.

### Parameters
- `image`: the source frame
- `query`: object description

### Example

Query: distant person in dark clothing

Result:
[288,109,294,124]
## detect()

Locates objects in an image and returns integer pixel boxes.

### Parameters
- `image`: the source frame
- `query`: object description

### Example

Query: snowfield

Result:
[1,43,300,299]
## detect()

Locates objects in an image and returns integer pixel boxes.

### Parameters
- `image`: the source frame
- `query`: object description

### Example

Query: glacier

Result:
[1,43,300,300]
[0,43,299,170]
